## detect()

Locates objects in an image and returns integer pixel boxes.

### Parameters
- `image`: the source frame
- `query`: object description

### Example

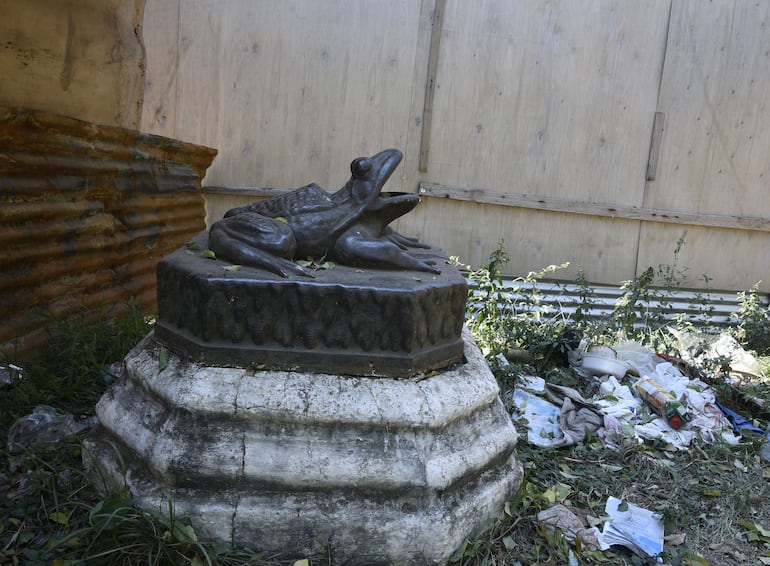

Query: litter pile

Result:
[504,329,768,559]
[508,331,766,452]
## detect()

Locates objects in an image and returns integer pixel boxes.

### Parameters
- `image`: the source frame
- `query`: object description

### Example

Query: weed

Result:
[457,241,770,565]
[572,270,598,328]
[464,241,575,370]
[1,300,151,431]
[733,283,770,356]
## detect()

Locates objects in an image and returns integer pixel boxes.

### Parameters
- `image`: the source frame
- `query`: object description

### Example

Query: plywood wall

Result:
[143,0,427,191]
[637,0,770,289]
[0,0,146,128]
[142,0,770,292]
[410,0,670,285]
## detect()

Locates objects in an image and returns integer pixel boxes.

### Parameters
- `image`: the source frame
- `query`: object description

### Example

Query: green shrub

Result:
[733,283,770,356]
[464,242,575,369]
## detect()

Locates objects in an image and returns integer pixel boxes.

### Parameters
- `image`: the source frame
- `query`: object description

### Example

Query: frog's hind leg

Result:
[208,214,312,278]
[334,233,440,274]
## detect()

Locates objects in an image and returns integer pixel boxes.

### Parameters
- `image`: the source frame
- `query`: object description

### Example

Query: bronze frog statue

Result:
[208,149,440,277]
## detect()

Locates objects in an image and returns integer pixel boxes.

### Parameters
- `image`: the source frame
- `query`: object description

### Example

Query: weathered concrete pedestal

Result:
[87,327,522,564]
[87,234,522,564]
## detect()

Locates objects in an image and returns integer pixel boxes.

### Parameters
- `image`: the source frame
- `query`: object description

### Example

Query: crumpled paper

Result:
[545,384,604,447]
[512,383,603,448]
[537,504,607,551]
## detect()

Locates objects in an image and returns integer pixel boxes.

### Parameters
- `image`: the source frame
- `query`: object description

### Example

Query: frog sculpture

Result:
[208,149,439,277]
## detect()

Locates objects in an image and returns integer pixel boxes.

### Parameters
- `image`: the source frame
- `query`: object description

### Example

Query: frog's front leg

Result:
[208,213,313,278]
[334,225,440,274]
[381,226,431,250]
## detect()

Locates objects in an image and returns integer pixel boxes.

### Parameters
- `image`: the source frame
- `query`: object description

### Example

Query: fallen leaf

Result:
[159,346,169,371]
[559,470,581,480]
[757,523,770,538]
[586,515,604,528]
[200,250,216,259]
[49,511,69,525]
[555,482,572,502]
[665,533,686,546]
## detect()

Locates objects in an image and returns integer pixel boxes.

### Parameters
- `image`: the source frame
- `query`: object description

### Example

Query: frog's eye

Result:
[351,157,372,177]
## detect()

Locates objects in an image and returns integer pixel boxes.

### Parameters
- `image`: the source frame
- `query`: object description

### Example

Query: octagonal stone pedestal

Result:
[153,231,469,378]
[86,328,523,565]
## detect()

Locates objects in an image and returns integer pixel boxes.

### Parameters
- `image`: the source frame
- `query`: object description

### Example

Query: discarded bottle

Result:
[633,376,688,429]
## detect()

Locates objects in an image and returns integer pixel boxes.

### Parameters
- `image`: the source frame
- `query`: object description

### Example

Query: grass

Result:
[2,246,770,565]
[1,301,151,431]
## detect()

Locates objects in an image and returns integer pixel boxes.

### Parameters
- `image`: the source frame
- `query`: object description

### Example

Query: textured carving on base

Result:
[156,232,467,377]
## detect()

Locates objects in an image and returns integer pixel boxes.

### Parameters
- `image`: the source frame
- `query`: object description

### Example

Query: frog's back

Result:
[225,184,334,219]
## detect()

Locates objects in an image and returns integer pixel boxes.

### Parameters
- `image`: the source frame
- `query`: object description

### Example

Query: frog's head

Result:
[331,148,403,210]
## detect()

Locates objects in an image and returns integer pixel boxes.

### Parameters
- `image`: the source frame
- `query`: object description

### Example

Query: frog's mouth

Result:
[369,149,403,189]
[366,191,422,224]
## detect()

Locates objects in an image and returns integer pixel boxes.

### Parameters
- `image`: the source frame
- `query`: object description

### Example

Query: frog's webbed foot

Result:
[334,232,441,274]
[208,214,314,278]
[382,226,431,250]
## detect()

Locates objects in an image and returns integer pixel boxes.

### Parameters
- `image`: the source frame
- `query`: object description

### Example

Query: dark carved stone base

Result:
[155,232,468,377]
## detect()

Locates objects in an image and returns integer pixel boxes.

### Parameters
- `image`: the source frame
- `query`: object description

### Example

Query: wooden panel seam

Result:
[419,182,770,233]
[418,0,446,172]
[646,111,665,181]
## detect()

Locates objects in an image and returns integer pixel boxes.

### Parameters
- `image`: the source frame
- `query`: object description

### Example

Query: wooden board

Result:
[639,0,770,291]
[0,0,145,128]
[141,0,179,138]
[404,197,641,286]
[419,181,770,232]
[405,0,671,281]
[162,0,424,189]
[636,223,770,293]
[649,0,770,217]
[420,0,670,202]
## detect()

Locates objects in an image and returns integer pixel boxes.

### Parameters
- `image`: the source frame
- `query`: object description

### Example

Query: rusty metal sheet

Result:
[0,107,216,359]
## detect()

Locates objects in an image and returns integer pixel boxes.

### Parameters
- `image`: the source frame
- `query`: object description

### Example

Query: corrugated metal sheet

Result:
[469,279,767,329]
[0,107,216,360]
